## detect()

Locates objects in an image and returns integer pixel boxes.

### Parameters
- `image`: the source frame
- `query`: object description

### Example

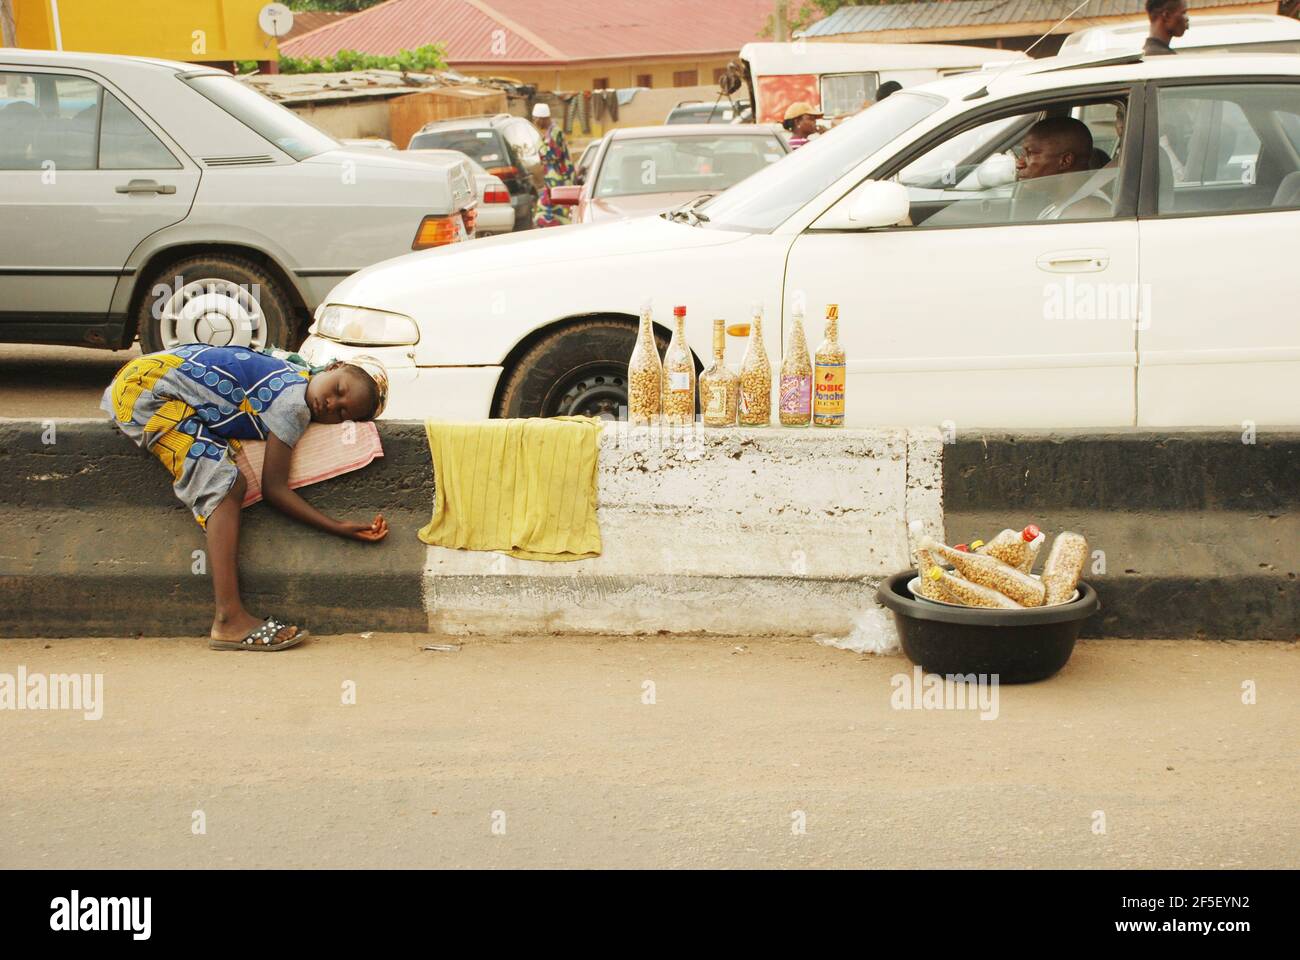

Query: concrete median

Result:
[1,419,1295,639]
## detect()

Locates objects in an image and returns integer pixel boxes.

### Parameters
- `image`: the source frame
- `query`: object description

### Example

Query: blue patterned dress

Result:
[102,344,313,527]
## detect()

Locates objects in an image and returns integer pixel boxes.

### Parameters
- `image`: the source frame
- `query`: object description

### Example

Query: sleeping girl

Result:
[103,343,390,652]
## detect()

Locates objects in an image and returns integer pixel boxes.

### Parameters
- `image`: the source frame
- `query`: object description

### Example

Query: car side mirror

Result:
[813,180,910,230]
[548,185,581,206]
[976,152,1017,188]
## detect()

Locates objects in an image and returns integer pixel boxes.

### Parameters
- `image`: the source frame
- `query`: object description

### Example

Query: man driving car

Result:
[1014,117,1112,220]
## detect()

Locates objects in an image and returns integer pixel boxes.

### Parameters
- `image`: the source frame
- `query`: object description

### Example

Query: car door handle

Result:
[115,179,176,195]
[1037,249,1109,273]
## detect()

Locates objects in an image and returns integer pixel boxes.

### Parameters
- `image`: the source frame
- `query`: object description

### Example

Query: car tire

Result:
[137,254,297,355]
[495,318,673,420]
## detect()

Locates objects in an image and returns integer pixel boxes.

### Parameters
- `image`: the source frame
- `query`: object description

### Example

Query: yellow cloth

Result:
[418,417,602,561]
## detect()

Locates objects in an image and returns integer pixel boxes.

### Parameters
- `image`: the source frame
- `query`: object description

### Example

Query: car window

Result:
[1281,111,1300,154]
[1157,83,1300,215]
[0,71,99,170]
[892,96,1129,228]
[821,72,878,118]
[409,128,509,168]
[99,92,180,169]
[697,91,943,232]
[595,134,785,198]
[183,74,337,161]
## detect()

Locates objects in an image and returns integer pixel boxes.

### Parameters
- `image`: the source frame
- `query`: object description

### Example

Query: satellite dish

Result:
[258,3,294,38]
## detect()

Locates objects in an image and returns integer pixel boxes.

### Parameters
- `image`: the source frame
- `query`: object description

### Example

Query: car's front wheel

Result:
[137,254,296,354]
[495,318,671,420]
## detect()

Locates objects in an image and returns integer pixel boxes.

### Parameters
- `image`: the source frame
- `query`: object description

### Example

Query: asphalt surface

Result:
[1,635,1295,869]
[0,343,139,419]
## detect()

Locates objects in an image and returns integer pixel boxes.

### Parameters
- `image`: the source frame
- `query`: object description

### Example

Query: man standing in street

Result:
[1143,0,1189,56]
[532,102,574,228]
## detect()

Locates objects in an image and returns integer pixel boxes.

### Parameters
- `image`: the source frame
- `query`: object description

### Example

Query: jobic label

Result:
[813,363,845,425]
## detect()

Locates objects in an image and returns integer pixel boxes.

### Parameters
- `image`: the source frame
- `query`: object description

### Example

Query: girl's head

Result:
[305,356,388,423]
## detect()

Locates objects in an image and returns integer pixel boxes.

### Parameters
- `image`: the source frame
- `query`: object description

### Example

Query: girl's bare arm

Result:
[260,435,388,541]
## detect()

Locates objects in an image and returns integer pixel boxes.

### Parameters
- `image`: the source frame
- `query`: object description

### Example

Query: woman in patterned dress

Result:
[532,102,574,227]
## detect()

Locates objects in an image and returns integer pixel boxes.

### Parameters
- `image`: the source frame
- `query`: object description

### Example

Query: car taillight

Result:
[483,187,511,203]
[486,166,519,180]
[412,214,462,249]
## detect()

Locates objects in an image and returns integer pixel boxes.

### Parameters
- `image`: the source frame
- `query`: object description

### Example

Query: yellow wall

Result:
[14,0,280,62]
[459,57,735,94]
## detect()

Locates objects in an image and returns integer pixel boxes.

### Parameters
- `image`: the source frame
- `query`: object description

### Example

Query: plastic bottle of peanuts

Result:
[978,524,1046,573]
[660,305,695,426]
[627,302,662,426]
[1042,531,1089,605]
[926,566,1023,609]
[738,303,771,427]
[924,537,1047,607]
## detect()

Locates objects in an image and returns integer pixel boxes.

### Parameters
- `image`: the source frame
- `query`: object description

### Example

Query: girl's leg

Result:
[206,473,296,644]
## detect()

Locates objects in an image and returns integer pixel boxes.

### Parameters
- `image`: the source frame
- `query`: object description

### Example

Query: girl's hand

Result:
[339,514,388,542]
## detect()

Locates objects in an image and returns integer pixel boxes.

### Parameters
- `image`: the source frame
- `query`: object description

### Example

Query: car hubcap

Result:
[158,278,267,350]
[549,366,627,420]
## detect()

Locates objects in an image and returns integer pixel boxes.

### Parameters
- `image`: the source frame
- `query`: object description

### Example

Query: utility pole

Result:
[774,0,789,43]
[1,0,18,48]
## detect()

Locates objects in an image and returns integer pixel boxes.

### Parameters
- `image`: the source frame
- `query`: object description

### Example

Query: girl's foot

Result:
[210,611,300,646]
[209,616,308,652]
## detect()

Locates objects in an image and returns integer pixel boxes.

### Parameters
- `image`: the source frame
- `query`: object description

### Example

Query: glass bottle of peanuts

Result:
[738,303,772,426]
[813,303,846,427]
[627,302,662,426]
[660,305,696,426]
[779,305,813,426]
[699,318,738,426]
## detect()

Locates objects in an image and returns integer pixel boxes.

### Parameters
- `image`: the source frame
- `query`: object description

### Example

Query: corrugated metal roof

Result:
[801,0,1267,37]
[282,11,353,42]
[280,0,773,65]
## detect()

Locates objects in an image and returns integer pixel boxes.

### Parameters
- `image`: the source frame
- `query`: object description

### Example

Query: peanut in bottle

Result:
[627,302,662,426]
[698,318,739,427]
[660,304,696,426]
[813,304,846,427]
[738,303,772,427]
[779,306,813,427]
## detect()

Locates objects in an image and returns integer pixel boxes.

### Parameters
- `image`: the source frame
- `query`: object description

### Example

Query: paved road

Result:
[0,343,139,419]
[1,635,1295,868]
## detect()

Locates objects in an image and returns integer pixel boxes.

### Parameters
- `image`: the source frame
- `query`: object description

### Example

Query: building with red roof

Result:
[280,0,776,91]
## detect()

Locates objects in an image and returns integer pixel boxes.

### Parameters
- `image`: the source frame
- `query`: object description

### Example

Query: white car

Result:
[301,53,1300,428]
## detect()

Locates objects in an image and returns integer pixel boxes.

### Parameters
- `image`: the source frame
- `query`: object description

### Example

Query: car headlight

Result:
[315,304,419,346]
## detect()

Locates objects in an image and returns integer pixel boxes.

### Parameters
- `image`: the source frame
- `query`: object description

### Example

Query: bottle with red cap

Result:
[976,524,1046,573]
[661,304,696,426]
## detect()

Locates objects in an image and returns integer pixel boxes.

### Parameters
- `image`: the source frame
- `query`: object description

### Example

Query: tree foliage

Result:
[278,43,447,73]
[286,0,386,12]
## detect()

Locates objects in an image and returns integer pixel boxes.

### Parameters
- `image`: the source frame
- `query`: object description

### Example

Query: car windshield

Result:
[409,128,511,167]
[595,134,786,198]
[695,91,944,232]
[183,74,337,161]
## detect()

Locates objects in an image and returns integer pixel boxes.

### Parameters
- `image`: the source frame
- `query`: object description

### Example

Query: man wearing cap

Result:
[783,101,822,149]
[531,102,575,227]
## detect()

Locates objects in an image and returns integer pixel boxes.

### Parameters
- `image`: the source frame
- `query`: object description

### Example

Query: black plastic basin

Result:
[876,571,1099,684]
